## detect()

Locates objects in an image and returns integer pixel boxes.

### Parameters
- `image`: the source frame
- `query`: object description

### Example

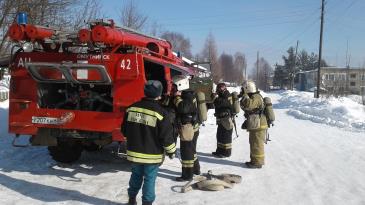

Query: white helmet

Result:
[244,80,257,93]
[172,75,190,91]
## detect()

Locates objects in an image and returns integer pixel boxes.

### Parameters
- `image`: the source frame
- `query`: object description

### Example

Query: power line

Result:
[162,11,314,28]
[245,7,321,53]
[154,4,320,23]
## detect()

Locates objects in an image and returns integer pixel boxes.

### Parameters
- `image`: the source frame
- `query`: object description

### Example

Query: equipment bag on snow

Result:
[231,92,240,114]
[196,91,208,122]
[263,97,275,127]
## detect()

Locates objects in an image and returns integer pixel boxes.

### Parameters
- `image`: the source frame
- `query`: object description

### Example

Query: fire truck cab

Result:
[8,18,196,163]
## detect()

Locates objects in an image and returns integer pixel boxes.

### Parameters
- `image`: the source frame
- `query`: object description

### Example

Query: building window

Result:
[338,73,346,81]
[350,82,356,86]
[323,74,329,80]
[350,74,356,79]
[329,74,335,81]
[361,74,365,81]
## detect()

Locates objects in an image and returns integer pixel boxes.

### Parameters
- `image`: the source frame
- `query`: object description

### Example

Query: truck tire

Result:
[48,141,83,163]
[83,142,102,152]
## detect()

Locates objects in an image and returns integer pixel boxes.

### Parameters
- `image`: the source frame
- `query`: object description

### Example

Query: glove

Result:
[168,153,175,159]
[241,87,247,95]
[211,93,217,99]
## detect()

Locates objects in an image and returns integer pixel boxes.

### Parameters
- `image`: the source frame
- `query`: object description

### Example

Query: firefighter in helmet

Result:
[173,76,201,181]
[240,80,268,169]
[212,82,234,158]
[122,80,176,205]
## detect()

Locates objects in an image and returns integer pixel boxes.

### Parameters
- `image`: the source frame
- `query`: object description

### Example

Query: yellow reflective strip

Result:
[252,154,265,158]
[182,160,195,164]
[127,156,163,163]
[182,164,194,168]
[164,143,176,153]
[127,150,163,159]
[217,143,232,149]
[193,123,199,132]
[174,97,183,107]
[127,107,163,120]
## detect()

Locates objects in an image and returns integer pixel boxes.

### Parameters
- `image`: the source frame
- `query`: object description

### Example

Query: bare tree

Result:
[161,31,192,58]
[233,52,247,84]
[0,0,78,56]
[72,0,102,30]
[200,32,221,83]
[0,0,104,56]
[219,53,234,83]
[149,20,164,37]
[119,0,147,31]
[252,57,272,91]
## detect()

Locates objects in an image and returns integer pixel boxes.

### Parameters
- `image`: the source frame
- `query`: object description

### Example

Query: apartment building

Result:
[296,67,365,95]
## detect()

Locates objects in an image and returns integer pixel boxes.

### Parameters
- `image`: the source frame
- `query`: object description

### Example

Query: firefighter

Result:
[160,83,179,143]
[212,82,234,158]
[174,88,201,181]
[240,81,268,169]
[122,80,176,205]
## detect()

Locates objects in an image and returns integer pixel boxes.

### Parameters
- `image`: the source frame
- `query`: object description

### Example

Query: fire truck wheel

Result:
[84,143,102,152]
[48,141,83,163]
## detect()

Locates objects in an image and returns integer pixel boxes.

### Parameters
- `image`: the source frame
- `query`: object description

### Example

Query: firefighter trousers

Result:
[180,131,200,179]
[249,129,266,165]
[215,124,233,157]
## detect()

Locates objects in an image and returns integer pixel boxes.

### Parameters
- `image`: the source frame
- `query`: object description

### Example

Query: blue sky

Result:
[102,0,365,70]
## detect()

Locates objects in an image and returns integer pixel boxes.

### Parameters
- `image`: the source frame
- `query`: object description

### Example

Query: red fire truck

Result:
[7,18,197,163]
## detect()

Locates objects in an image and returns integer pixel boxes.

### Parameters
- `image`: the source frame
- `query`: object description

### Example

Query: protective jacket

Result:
[240,92,268,131]
[122,98,176,164]
[174,90,199,132]
[214,90,234,118]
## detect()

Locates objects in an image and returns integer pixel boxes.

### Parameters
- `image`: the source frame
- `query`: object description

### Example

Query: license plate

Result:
[32,116,60,125]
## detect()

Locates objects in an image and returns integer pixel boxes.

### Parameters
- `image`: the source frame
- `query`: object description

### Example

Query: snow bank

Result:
[0,90,365,205]
[278,91,365,131]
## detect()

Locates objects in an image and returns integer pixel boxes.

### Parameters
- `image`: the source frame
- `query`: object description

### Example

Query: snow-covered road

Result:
[0,91,364,205]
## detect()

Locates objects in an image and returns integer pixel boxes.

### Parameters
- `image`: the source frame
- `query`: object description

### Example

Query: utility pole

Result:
[291,40,299,90]
[346,39,349,68]
[244,58,247,81]
[256,51,259,85]
[316,0,325,98]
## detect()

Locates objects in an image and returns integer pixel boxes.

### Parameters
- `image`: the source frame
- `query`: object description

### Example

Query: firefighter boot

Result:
[128,197,137,205]
[194,159,201,175]
[212,151,225,158]
[245,162,262,169]
[176,167,193,181]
